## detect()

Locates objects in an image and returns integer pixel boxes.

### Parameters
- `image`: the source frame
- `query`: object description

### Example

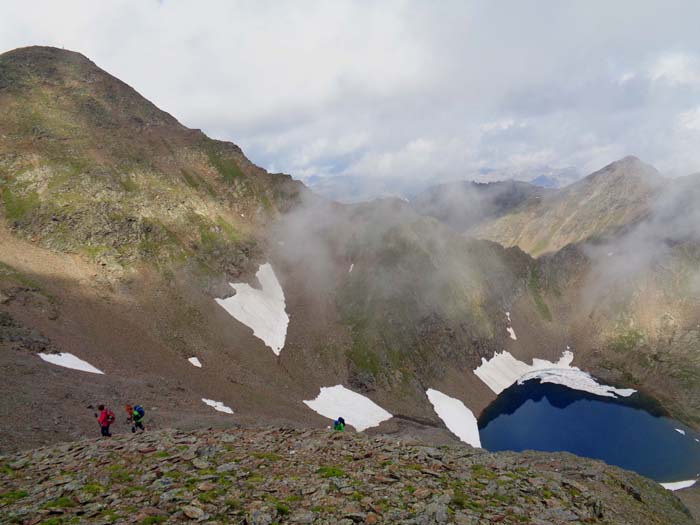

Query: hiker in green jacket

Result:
[131,404,146,433]
[333,417,345,432]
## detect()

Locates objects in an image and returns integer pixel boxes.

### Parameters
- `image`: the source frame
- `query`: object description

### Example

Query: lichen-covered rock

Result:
[0,427,693,524]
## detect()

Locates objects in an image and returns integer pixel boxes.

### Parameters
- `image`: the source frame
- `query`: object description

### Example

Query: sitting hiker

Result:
[333,417,346,432]
[131,404,146,433]
[95,404,115,437]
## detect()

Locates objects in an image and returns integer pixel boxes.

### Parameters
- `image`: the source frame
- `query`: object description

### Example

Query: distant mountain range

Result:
[306,166,581,203]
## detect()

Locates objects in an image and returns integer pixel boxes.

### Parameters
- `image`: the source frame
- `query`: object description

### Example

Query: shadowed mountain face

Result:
[1,46,699,462]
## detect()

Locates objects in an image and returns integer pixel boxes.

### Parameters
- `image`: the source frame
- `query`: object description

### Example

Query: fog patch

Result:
[580,173,700,310]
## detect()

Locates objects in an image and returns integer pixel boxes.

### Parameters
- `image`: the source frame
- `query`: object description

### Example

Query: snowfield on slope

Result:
[215,263,289,355]
[474,350,636,398]
[202,398,234,414]
[661,479,697,491]
[303,385,392,431]
[38,352,104,374]
[426,389,481,448]
[188,357,202,368]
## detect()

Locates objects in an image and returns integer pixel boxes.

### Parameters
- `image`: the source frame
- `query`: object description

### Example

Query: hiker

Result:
[333,417,345,432]
[125,404,133,425]
[131,404,146,433]
[95,405,115,437]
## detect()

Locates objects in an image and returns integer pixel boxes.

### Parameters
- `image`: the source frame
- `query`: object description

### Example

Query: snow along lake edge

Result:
[474,350,636,398]
[660,479,697,491]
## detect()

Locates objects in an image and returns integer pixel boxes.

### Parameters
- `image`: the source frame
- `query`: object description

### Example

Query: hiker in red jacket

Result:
[95,404,115,437]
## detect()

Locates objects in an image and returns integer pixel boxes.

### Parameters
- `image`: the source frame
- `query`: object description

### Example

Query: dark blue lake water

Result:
[478,381,700,482]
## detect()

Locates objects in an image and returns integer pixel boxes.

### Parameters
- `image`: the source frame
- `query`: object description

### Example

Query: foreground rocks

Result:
[0,428,693,524]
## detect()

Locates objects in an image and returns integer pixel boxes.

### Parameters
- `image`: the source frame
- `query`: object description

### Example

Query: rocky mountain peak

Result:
[0,45,182,129]
[1,45,95,71]
[578,155,661,188]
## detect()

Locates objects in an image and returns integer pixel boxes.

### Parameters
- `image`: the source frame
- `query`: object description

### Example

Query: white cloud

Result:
[617,71,637,85]
[649,52,700,87]
[480,119,526,133]
[2,0,700,196]
[678,107,700,131]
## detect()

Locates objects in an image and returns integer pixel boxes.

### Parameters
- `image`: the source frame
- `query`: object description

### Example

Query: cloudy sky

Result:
[3,1,700,197]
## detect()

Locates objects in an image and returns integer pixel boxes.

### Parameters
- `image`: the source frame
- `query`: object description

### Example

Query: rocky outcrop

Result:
[0,428,693,524]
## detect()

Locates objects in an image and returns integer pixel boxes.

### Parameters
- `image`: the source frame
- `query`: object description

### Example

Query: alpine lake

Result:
[478,380,700,483]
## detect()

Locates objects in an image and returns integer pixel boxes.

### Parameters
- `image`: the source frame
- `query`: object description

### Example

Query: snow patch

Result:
[188,357,202,368]
[202,398,234,414]
[661,479,697,491]
[303,385,392,432]
[426,389,481,448]
[348,263,354,273]
[474,350,636,398]
[38,353,104,374]
[675,428,686,435]
[215,263,289,355]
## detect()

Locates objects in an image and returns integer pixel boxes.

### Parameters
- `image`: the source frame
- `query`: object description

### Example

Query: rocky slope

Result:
[0,427,694,524]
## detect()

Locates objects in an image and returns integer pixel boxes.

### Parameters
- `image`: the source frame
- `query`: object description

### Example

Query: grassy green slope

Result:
[0,46,304,277]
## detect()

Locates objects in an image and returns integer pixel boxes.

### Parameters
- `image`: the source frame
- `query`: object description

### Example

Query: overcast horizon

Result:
[3,1,700,199]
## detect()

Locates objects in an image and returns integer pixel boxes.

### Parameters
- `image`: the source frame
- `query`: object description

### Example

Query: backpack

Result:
[106,409,116,424]
[134,405,145,419]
